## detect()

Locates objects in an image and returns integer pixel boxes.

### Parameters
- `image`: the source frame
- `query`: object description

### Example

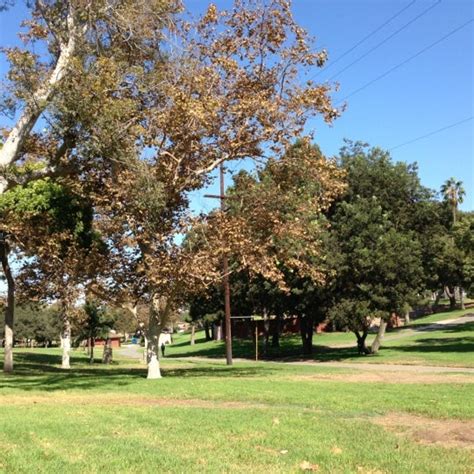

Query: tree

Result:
[333,198,424,354]
[13,304,61,347]
[453,213,474,303]
[2,1,341,378]
[330,143,429,354]
[0,231,14,372]
[198,140,346,355]
[74,300,115,364]
[328,299,374,354]
[0,178,104,370]
[429,212,474,309]
[441,178,465,225]
[188,287,225,342]
[0,0,181,193]
[89,1,341,379]
[0,0,181,372]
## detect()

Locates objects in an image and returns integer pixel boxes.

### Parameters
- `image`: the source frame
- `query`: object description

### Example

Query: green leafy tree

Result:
[14,305,61,347]
[332,198,424,354]
[74,300,115,364]
[330,142,429,354]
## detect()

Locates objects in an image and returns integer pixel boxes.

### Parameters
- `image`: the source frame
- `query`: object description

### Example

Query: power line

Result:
[327,0,441,81]
[312,0,418,79]
[389,116,473,151]
[337,18,473,104]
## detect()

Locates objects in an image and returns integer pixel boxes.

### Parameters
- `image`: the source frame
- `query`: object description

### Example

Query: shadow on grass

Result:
[169,322,474,362]
[168,338,363,363]
[0,350,278,393]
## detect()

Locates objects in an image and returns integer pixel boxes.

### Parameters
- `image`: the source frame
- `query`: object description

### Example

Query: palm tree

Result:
[441,178,465,225]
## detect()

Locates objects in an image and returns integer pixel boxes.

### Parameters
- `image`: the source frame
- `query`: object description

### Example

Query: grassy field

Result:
[165,308,474,367]
[1,343,473,473]
[1,308,473,473]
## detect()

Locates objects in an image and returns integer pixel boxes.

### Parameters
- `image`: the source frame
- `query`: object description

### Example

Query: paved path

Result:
[119,344,142,360]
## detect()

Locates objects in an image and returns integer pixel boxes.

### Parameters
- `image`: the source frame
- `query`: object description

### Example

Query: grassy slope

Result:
[0,349,473,473]
[166,308,474,367]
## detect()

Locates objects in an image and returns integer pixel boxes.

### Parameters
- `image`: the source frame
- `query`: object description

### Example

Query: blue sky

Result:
[1,0,473,214]
[187,0,474,212]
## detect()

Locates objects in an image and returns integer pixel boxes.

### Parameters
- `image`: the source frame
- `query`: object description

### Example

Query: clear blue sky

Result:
[1,0,473,212]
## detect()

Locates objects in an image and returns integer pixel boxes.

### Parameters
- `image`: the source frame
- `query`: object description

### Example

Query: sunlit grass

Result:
[1,349,473,473]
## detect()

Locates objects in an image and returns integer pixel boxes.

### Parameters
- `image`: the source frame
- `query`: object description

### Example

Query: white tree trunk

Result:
[147,352,161,379]
[145,295,173,379]
[61,314,71,369]
[3,318,14,374]
[146,330,161,379]
[146,307,162,379]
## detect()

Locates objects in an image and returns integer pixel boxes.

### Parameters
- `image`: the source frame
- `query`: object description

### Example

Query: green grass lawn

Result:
[0,347,473,473]
[407,307,473,327]
[166,308,474,367]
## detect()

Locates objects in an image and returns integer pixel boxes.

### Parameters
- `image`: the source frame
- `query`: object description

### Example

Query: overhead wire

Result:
[389,116,473,151]
[336,18,473,104]
[312,0,418,78]
[326,0,442,81]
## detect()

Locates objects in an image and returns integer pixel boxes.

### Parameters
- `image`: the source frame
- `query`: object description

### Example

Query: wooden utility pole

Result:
[204,163,233,365]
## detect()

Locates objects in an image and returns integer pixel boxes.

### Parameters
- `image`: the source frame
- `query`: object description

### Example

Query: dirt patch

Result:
[290,372,474,384]
[373,413,474,449]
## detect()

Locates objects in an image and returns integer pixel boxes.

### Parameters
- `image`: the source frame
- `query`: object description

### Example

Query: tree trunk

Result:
[213,323,223,341]
[445,286,456,310]
[300,315,313,356]
[1,241,15,373]
[370,319,388,354]
[355,331,370,355]
[102,338,113,364]
[142,335,148,364]
[204,322,212,341]
[263,310,270,357]
[89,338,95,364]
[460,288,465,310]
[146,295,172,379]
[190,323,196,345]
[272,313,282,348]
[61,311,71,369]
[404,310,411,326]
[146,316,162,379]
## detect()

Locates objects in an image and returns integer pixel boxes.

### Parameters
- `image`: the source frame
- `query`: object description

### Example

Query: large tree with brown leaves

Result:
[2,1,341,378]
